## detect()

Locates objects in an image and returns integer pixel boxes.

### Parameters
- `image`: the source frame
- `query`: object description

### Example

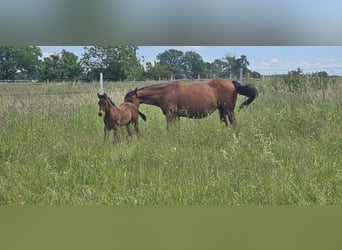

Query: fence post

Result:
[99,73,103,94]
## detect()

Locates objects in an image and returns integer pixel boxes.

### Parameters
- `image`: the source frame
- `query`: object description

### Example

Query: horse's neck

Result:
[106,100,119,113]
[138,88,164,106]
[138,90,160,105]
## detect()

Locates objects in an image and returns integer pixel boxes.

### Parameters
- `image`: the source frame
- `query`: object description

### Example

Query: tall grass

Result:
[0,78,341,204]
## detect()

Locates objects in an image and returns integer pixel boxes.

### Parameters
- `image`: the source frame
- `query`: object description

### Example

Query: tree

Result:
[39,54,61,81]
[181,51,205,79]
[60,50,81,80]
[0,46,42,80]
[39,50,81,81]
[249,70,262,78]
[157,49,184,66]
[316,71,328,78]
[236,55,250,76]
[145,61,170,80]
[80,46,143,81]
[157,49,185,79]
[225,54,250,78]
[225,54,238,77]
[0,46,17,80]
[207,59,228,78]
[237,55,249,68]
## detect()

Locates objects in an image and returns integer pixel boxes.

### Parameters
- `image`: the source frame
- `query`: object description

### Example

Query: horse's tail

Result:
[138,111,147,121]
[232,80,258,111]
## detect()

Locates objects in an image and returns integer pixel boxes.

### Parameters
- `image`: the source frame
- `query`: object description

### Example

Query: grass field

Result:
[0,77,341,205]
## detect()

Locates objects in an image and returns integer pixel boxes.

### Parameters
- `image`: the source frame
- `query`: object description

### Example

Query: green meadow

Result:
[0,77,341,205]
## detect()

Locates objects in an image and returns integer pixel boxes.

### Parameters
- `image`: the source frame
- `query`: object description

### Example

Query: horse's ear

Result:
[97,93,101,98]
[104,93,108,98]
[134,88,138,93]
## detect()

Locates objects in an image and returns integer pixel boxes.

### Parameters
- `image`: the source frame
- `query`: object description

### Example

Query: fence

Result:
[0,79,38,84]
[2,67,342,86]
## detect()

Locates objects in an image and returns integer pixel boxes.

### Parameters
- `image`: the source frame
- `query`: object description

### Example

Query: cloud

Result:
[183,46,204,51]
[299,60,311,67]
[259,58,278,67]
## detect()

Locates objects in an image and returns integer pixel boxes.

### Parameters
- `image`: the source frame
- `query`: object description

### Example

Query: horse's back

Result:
[207,78,235,92]
[206,78,237,103]
[119,101,138,110]
[117,102,137,123]
[177,78,236,102]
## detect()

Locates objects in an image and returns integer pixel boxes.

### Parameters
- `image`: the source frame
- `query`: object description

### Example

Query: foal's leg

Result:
[132,120,140,136]
[104,127,110,141]
[125,124,132,137]
[113,126,119,144]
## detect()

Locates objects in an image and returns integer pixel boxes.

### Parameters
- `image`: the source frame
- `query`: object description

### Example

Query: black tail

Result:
[138,111,147,121]
[232,81,258,111]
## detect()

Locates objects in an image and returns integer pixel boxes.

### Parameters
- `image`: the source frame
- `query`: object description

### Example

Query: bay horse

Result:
[124,78,258,127]
[97,93,147,144]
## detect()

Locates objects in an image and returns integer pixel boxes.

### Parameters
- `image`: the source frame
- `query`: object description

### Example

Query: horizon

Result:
[39,46,342,76]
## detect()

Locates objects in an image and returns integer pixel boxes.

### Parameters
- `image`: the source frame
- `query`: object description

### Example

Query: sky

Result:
[39,46,342,76]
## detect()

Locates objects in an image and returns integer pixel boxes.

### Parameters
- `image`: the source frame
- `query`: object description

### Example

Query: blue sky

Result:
[39,46,342,76]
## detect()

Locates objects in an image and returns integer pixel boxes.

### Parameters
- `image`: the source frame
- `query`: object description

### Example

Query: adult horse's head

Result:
[124,88,140,108]
[97,93,109,117]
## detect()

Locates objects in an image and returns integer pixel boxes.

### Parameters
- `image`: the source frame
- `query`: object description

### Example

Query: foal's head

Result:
[97,93,110,117]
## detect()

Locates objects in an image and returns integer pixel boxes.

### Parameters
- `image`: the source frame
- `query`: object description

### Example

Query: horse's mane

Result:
[139,81,180,91]
[99,94,117,107]
[108,97,116,107]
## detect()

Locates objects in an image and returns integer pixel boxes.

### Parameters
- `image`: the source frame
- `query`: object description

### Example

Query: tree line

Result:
[0,46,328,83]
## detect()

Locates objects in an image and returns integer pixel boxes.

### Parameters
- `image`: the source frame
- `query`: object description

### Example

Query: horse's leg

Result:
[166,115,177,129]
[113,126,119,144]
[218,106,228,126]
[162,107,176,129]
[227,110,236,127]
[104,127,110,141]
[165,110,178,129]
[125,124,132,137]
[133,120,140,136]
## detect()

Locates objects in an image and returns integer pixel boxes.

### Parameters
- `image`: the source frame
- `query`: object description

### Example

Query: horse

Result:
[97,93,147,144]
[124,78,258,127]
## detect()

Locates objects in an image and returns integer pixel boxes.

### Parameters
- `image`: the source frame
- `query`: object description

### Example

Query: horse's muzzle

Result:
[98,111,104,117]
